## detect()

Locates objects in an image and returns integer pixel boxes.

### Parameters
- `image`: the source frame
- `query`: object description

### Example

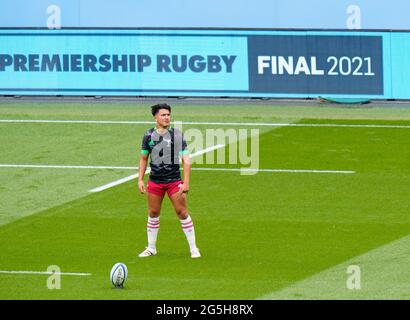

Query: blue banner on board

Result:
[0,29,406,99]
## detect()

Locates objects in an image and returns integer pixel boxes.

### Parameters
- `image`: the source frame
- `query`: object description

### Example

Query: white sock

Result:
[147,216,160,251]
[180,215,197,251]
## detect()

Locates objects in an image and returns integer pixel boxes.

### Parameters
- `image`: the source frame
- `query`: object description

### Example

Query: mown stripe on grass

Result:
[258,232,410,300]
[0,270,91,276]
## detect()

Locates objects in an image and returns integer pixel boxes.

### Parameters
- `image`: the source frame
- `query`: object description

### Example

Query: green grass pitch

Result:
[0,100,409,299]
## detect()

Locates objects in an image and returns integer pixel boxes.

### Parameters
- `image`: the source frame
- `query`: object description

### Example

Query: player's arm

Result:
[179,154,190,194]
[138,152,149,194]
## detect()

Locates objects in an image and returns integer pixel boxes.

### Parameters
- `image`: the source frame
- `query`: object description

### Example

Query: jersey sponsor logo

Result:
[163,138,172,147]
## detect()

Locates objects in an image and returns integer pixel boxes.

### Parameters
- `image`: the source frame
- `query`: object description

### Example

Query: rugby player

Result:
[137,103,200,258]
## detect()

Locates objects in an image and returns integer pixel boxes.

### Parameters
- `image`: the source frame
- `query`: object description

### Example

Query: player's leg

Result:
[168,189,201,258]
[139,184,165,257]
[146,192,164,250]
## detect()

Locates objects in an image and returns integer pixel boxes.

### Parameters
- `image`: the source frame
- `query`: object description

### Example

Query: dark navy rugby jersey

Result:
[140,127,189,183]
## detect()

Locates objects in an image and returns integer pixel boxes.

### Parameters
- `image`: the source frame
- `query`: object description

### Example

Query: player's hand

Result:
[138,180,146,194]
[178,182,189,195]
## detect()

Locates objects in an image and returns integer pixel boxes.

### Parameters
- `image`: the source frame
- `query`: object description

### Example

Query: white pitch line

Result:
[89,171,149,193]
[191,168,355,174]
[88,144,226,193]
[0,119,409,129]
[0,270,91,276]
[0,163,355,174]
[0,164,137,170]
[188,144,226,158]
[0,119,153,125]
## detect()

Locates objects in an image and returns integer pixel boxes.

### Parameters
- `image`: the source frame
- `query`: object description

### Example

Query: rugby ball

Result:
[110,262,128,288]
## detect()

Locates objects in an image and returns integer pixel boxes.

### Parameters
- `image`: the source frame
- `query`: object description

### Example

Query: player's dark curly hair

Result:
[151,103,171,116]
